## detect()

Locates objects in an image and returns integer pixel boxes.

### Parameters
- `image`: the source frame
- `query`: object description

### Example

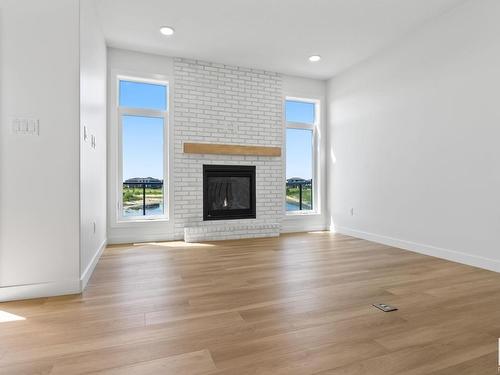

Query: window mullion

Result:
[120,107,166,118]
[286,121,315,130]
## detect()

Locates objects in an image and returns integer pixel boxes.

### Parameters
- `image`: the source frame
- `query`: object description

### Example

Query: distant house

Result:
[287,177,306,184]
[286,177,312,185]
[124,177,163,187]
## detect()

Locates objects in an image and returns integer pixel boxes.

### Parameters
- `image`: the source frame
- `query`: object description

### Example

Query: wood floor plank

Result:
[0,232,498,374]
[211,340,387,375]
[88,349,216,375]
[315,332,496,375]
[427,352,497,375]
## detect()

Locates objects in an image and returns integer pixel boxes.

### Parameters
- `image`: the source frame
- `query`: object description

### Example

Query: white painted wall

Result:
[80,0,107,288]
[282,75,328,233]
[0,0,81,300]
[327,0,500,272]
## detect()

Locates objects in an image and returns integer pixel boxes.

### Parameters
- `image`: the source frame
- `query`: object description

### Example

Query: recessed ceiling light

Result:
[309,55,321,62]
[160,26,175,36]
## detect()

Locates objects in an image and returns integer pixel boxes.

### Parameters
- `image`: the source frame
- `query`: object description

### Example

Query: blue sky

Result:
[120,81,313,181]
[122,116,164,180]
[286,128,312,180]
[285,100,314,180]
[285,100,315,124]
[119,80,167,110]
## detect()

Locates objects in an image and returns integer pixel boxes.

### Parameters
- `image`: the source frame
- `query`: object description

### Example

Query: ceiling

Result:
[95,0,466,80]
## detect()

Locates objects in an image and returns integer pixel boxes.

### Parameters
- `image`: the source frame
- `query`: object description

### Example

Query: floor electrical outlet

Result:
[373,303,398,312]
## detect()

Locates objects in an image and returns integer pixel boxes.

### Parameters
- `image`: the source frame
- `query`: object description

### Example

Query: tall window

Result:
[285,98,318,213]
[118,77,168,220]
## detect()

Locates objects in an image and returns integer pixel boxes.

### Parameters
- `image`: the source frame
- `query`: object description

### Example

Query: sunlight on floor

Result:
[0,310,26,323]
[138,241,215,248]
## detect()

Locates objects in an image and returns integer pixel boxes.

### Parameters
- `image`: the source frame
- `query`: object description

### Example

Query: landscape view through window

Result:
[120,80,167,218]
[285,100,314,212]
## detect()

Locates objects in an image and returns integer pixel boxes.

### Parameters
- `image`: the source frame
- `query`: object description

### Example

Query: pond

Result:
[124,202,308,216]
[124,203,164,217]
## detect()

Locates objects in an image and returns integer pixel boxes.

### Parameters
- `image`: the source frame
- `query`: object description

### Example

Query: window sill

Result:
[285,211,321,217]
[113,217,170,227]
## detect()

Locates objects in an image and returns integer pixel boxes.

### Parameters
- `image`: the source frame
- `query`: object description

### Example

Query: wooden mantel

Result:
[183,142,281,157]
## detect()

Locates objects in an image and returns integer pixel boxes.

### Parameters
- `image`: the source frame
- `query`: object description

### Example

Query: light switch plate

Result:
[11,118,39,135]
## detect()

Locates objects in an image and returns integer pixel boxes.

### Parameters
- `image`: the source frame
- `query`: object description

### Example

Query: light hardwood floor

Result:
[0,232,499,374]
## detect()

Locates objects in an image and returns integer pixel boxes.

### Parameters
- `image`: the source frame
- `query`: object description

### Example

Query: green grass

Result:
[123,187,163,202]
[286,186,312,207]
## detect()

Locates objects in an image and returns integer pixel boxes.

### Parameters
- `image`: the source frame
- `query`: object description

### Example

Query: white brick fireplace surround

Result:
[174,58,283,241]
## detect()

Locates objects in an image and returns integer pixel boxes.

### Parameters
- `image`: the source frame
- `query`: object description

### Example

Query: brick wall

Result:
[173,58,284,240]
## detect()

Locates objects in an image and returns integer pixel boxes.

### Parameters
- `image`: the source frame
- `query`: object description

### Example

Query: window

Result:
[285,98,318,213]
[118,77,169,220]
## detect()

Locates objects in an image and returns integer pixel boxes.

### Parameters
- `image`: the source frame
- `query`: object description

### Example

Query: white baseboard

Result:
[0,240,108,302]
[281,214,328,234]
[281,222,328,234]
[0,279,81,302]
[110,224,330,242]
[107,232,182,245]
[80,239,107,291]
[335,226,500,273]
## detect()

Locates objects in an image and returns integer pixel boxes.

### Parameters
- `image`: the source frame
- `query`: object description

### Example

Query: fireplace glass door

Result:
[203,165,256,220]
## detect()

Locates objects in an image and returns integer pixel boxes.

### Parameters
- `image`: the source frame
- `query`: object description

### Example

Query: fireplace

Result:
[203,165,256,221]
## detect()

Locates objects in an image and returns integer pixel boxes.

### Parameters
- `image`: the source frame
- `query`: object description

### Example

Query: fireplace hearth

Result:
[203,165,256,221]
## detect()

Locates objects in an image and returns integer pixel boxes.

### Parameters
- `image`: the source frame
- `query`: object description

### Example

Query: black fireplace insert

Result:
[203,165,256,221]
